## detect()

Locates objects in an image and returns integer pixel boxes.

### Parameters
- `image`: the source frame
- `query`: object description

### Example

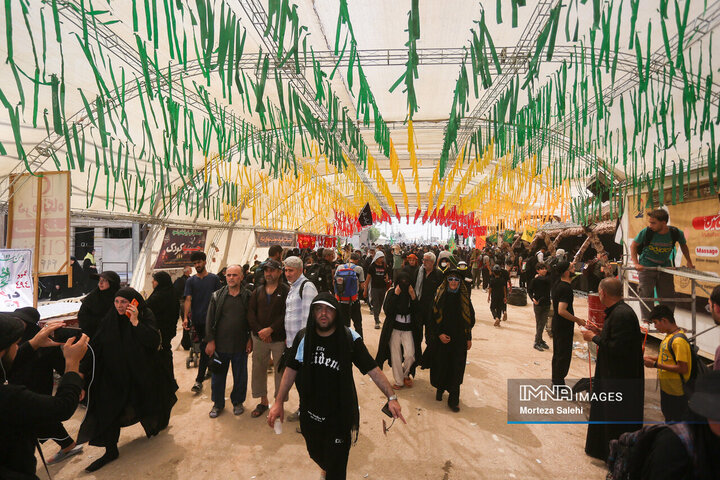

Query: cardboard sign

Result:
[0,249,34,311]
[154,229,207,269]
[8,172,71,276]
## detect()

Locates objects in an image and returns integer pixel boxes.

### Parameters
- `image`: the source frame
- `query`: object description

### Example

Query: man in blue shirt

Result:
[183,251,222,393]
[630,209,694,320]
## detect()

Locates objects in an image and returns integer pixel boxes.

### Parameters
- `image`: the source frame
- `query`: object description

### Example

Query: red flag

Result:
[413,208,422,223]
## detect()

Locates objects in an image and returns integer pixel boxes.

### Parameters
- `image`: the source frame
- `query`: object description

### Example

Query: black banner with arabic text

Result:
[154,229,207,269]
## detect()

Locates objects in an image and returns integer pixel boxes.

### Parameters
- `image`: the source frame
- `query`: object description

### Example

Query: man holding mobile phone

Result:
[268,293,405,480]
[0,316,89,478]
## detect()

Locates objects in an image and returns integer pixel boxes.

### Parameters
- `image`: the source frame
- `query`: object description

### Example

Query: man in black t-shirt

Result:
[363,251,391,330]
[488,265,507,327]
[528,262,551,351]
[551,261,586,386]
[268,293,404,480]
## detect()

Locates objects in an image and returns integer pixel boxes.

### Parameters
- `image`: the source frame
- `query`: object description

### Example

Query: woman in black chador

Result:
[145,271,180,374]
[77,271,120,338]
[77,287,178,473]
[423,269,475,412]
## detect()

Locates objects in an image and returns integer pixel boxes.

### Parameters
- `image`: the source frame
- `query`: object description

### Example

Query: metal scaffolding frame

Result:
[618,265,720,347]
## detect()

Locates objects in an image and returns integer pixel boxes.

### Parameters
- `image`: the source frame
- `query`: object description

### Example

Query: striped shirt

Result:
[284,274,318,347]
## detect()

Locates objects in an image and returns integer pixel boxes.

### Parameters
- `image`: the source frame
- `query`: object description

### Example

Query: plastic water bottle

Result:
[273,418,282,434]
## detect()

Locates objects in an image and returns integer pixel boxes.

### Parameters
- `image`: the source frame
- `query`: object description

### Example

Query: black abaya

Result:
[77,305,178,447]
[584,301,645,461]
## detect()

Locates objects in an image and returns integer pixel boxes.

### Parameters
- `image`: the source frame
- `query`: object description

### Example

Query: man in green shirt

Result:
[630,209,694,320]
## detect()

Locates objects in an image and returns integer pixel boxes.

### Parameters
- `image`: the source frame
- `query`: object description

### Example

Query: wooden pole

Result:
[33,176,42,308]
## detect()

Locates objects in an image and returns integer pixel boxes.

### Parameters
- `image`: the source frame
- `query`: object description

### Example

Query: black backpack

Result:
[606,423,694,480]
[637,226,681,255]
[305,263,331,293]
[666,332,710,395]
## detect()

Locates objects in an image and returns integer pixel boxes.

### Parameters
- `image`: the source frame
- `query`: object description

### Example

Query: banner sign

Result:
[0,249,34,311]
[255,231,296,247]
[7,172,71,276]
[154,229,207,269]
[628,197,720,297]
[297,233,317,249]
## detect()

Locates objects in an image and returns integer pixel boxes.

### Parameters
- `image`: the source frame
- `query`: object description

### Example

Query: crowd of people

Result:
[1,209,720,479]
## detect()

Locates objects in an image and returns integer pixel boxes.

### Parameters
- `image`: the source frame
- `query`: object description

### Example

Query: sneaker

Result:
[502,312,507,322]
[191,382,202,393]
[47,445,84,465]
[375,323,381,330]
[493,319,501,327]
[209,406,222,418]
[233,405,245,415]
[287,410,300,422]
[533,343,544,352]
[540,341,550,350]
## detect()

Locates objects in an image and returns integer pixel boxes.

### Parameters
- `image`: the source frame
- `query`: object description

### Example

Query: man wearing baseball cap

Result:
[268,293,405,480]
[248,258,289,418]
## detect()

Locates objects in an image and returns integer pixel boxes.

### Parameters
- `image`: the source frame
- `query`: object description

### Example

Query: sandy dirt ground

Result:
[38,286,665,480]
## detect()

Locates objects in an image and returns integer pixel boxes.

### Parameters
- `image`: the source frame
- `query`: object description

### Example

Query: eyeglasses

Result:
[447,277,461,282]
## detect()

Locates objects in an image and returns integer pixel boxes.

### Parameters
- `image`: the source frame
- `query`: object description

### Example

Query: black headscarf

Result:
[146,272,180,344]
[393,270,413,316]
[12,307,40,342]
[115,287,146,309]
[300,293,360,443]
[0,313,25,354]
[78,271,120,338]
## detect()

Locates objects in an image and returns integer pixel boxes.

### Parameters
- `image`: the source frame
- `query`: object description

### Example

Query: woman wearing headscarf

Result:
[423,269,475,412]
[7,308,84,465]
[77,287,178,473]
[375,271,422,389]
[0,315,88,479]
[146,271,180,374]
[69,256,85,297]
[77,271,121,339]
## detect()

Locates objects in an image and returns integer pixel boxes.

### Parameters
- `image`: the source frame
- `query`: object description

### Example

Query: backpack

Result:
[666,332,710,395]
[253,264,265,286]
[637,226,681,256]
[334,264,359,303]
[305,263,331,293]
[298,279,309,299]
[606,423,695,480]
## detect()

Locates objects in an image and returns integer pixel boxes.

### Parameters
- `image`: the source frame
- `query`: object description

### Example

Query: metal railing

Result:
[618,264,720,344]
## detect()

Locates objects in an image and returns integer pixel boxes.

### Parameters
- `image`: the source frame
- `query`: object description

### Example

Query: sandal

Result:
[251,404,269,418]
[47,444,84,465]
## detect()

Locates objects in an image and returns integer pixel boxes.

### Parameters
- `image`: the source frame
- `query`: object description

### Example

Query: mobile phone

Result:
[52,327,83,343]
[126,298,139,318]
[381,401,393,418]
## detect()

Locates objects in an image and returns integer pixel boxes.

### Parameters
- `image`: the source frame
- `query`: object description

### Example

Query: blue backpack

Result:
[334,264,359,302]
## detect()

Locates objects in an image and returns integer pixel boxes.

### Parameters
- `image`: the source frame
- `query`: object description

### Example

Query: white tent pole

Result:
[130,224,164,293]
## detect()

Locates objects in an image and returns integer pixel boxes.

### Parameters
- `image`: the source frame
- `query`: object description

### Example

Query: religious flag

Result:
[521,225,537,243]
[358,203,373,227]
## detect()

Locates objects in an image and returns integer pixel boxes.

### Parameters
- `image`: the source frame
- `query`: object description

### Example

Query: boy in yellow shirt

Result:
[643,305,692,422]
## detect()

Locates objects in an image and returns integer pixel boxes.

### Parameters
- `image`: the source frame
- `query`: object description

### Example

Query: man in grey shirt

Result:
[205,265,252,418]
